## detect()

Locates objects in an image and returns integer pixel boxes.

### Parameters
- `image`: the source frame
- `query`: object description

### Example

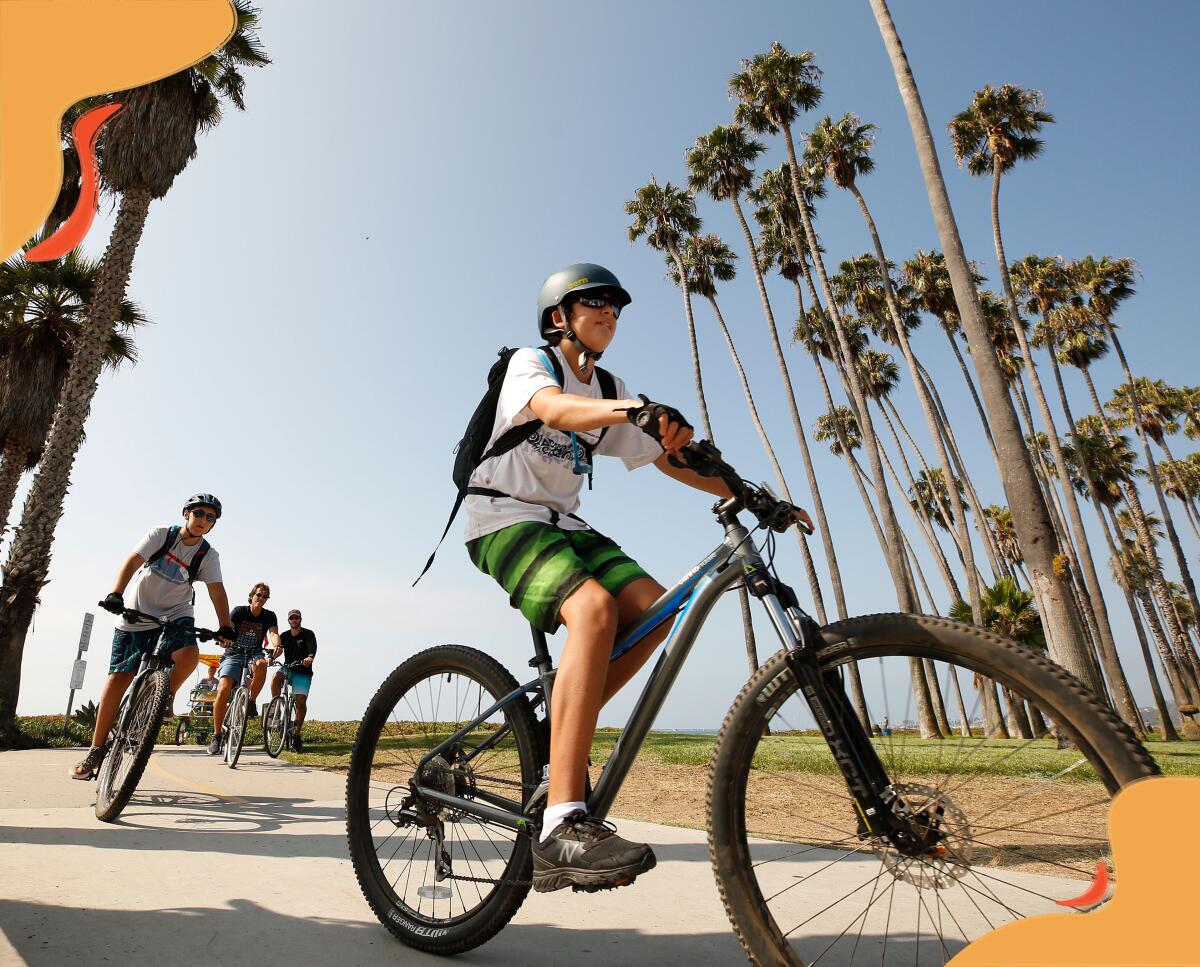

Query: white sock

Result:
[540,801,586,844]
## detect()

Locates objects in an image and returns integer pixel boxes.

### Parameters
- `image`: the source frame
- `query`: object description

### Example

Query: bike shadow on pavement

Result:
[0,895,910,966]
[0,790,353,860]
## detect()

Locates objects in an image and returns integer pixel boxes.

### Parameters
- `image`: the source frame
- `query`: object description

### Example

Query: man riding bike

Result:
[464,262,812,892]
[208,582,280,755]
[270,608,317,751]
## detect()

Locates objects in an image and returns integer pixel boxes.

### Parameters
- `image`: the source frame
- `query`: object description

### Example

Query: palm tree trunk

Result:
[943,329,998,462]
[878,408,960,600]
[778,127,915,613]
[0,440,28,553]
[916,362,1006,579]
[703,295,870,727]
[869,0,1102,695]
[663,248,760,679]
[0,187,153,734]
[723,201,833,625]
[1043,350,1145,732]
[946,664,973,736]
[847,182,985,625]
[924,658,952,735]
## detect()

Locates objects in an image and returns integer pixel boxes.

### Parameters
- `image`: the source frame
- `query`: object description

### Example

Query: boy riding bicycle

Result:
[465,262,811,892]
[71,494,234,779]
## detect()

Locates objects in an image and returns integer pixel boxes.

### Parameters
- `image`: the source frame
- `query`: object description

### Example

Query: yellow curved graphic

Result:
[0,0,236,260]
[951,776,1200,966]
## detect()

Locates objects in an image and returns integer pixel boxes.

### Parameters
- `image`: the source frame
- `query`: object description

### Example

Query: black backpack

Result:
[145,524,211,601]
[415,345,616,584]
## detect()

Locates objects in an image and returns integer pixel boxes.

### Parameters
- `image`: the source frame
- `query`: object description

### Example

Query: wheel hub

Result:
[873,783,972,889]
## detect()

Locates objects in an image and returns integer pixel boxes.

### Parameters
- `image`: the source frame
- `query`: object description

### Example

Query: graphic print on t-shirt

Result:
[149,546,192,586]
[229,605,277,652]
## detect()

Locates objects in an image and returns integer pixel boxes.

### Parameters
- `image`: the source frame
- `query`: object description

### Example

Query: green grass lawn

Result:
[8,716,1199,780]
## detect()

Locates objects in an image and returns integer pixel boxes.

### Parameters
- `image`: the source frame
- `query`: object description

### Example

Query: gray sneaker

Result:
[531,812,656,893]
[207,732,223,755]
[70,745,107,780]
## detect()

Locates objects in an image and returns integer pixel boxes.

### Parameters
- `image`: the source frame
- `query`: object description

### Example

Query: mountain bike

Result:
[263,659,307,757]
[222,644,262,768]
[94,605,221,822]
[345,440,1159,963]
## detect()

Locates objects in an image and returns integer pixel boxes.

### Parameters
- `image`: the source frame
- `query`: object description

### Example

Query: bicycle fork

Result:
[753,583,948,858]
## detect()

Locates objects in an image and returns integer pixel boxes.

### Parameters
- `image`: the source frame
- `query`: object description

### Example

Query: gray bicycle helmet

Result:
[537,263,632,341]
[183,493,222,518]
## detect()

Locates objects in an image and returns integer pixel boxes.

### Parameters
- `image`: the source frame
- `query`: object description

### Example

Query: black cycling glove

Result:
[216,626,236,643]
[101,592,124,615]
[622,394,693,444]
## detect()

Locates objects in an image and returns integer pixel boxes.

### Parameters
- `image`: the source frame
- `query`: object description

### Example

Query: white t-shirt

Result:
[117,526,223,631]
[463,346,663,541]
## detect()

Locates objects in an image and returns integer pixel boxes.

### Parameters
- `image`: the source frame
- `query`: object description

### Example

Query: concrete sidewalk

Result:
[0,746,750,966]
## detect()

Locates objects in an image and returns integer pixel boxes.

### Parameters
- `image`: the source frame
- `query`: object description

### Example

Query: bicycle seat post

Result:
[528,624,554,708]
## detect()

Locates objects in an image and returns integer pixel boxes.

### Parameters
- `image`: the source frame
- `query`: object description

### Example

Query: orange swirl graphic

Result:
[24,103,122,262]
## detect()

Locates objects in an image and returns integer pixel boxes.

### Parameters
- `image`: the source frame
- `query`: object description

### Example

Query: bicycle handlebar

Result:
[675,440,815,536]
[267,658,310,670]
[99,602,224,642]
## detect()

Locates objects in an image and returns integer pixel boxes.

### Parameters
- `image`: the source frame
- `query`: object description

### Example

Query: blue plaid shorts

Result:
[108,617,195,674]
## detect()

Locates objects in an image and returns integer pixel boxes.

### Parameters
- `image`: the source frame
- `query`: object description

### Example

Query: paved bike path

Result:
[0,746,752,966]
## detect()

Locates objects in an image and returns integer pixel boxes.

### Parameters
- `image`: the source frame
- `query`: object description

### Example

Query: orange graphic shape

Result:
[24,103,123,262]
[0,0,236,261]
[1055,859,1109,909]
[950,776,1200,966]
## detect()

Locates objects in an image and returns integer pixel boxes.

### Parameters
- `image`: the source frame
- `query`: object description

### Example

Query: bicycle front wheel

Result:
[709,613,1159,967]
[264,696,288,758]
[96,670,170,822]
[226,688,248,768]
[346,645,542,956]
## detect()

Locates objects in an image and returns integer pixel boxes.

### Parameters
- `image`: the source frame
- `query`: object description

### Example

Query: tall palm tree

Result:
[916,76,1099,694]
[1056,269,1200,704]
[727,43,919,623]
[1011,254,1143,729]
[871,0,1106,703]
[806,115,986,628]
[626,180,708,432]
[0,248,145,547]
[0,1,268,734]
[1104,369,1200,635]
[684,124,835,624]
[626,184,766,680]
[903,250,997,460]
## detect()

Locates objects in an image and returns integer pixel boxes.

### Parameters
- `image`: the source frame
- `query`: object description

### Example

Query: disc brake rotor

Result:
[872,782,972,889]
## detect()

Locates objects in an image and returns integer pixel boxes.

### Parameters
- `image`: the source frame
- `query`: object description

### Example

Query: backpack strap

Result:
[144,525,181,570]
[187,539,210,584]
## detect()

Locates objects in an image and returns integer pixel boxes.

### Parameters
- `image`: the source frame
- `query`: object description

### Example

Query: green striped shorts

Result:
[467,522,650,633]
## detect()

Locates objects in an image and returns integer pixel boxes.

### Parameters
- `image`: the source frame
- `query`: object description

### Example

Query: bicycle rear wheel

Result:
[96,670,170,822]
[346,645,542,956]
[709,613,1159,967]
[264,696,287,758]
[226,688,248,768]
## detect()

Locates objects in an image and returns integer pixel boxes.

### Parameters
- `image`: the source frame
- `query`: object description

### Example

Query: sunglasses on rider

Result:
[571,294,622,318]
[189,509,218,522]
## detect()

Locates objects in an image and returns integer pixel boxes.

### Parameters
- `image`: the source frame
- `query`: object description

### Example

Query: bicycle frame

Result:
[408,502,910,848]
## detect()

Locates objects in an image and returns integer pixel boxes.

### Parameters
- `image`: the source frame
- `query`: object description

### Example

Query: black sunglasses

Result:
[572,294,622,318]
[190,510,218,522]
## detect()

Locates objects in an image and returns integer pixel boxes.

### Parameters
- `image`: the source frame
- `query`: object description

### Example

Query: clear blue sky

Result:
[13,0,1199,727]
